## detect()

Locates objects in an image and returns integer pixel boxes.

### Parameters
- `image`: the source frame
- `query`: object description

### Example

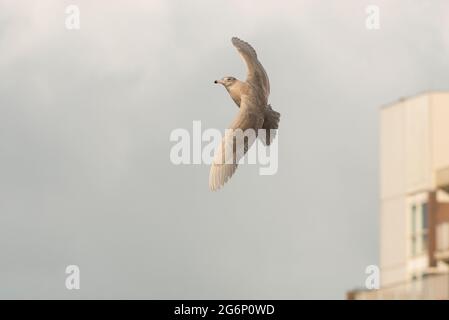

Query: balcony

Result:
[436,222,449,262]
[434,190,449,263]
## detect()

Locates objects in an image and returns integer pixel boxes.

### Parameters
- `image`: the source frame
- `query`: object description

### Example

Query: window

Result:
[422,203,429,252]
[410,202,429,257]
[411,205,417,256]
[422,203,428,229]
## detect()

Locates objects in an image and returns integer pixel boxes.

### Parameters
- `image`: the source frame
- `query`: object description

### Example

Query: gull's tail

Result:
[260,104,280,145]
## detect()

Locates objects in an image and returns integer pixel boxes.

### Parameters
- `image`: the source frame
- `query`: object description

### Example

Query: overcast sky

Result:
[1,0,449,299]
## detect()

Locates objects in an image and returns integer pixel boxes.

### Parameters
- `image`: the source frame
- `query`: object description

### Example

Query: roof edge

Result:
[379,90,449,110]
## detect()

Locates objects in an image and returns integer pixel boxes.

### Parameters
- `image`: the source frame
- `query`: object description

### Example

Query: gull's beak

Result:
[214,79,223,85]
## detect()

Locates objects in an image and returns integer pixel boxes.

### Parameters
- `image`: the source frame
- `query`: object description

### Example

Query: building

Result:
[350,92,449,299]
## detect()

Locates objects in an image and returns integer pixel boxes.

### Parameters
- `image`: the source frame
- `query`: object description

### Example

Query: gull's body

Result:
[210,37,280,191]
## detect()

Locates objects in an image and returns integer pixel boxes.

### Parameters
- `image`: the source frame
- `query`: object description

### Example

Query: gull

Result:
[210,37,280,191]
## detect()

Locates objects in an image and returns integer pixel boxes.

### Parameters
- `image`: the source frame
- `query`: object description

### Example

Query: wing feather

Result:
[209,95,264,191]
[231,37,270,96]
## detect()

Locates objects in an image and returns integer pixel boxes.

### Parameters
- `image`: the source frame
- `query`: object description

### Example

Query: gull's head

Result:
[214,76,237,87]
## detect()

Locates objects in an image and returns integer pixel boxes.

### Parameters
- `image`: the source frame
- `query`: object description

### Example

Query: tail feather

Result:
[260,104,280,145]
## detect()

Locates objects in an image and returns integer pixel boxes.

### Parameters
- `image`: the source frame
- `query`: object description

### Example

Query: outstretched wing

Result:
[231,37,270,97]
[209,95,264,191]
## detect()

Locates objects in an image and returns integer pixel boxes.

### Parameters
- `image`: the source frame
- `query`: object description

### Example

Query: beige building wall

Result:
[351,92,449,297]
[404,95,431,193]
[430,93,449,185]
[380,102,407,286]
[380,103,406,200]
[379,92,447,286]
[380,196,407,285]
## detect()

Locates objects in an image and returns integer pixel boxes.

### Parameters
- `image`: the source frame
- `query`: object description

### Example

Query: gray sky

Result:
[1,0,449,299]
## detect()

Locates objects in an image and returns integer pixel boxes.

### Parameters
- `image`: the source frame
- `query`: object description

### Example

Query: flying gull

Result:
[210,37,280,191]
